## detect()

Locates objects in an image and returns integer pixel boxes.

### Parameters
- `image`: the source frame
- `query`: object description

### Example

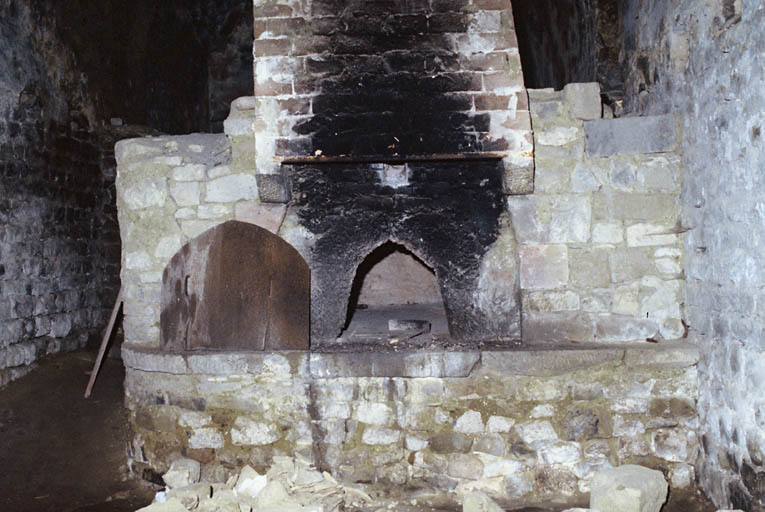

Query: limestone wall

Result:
[514,84,684,345]
[123,344,700,507]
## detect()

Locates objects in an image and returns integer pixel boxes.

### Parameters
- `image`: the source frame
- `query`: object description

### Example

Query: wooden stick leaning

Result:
[84,286,123,399]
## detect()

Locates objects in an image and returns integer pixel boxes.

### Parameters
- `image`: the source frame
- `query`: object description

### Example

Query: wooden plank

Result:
[84,287,122,399]
[161,221,310,352]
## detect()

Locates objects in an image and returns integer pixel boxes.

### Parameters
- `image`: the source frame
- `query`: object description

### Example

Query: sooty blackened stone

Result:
[285,160,506,346]
[292,2,486,158]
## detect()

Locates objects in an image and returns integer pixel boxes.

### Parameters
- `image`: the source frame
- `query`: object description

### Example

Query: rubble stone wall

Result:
[123,344,700,508]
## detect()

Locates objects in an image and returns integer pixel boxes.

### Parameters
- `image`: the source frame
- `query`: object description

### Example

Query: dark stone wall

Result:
[0,0,113,384]
[0,0,253,385]
[512,0,624,97]
[614,0,765,508]
[35,0,254,134]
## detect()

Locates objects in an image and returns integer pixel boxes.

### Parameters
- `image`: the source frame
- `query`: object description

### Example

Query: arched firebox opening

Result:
[339,241,450,346]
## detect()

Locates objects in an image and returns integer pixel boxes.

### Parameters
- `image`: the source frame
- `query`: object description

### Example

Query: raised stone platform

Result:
[124,343,700,509]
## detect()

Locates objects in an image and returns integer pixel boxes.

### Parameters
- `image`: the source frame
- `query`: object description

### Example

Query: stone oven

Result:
[115,0,700,507]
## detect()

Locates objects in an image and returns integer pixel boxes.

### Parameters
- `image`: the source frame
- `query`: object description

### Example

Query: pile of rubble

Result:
[137,456,374,512]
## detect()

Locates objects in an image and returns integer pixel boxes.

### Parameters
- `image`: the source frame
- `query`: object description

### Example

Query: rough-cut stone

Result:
[462,490,504,512]
[590,465,668,512]
[205,174,258,203]
[256,174,290,203]
[362,427,399,445]
[448,454,484,479]
[163,458,201,489]
[585,116,677,157]
[563,83,602,120]
[455,410,485,434]
[516,421,559,445]
[136,498,188,512]
[519,245,569,289]
[234,465,267,498]
[231,417,280,446]
[430,433,474,454]
[486,416,515,433]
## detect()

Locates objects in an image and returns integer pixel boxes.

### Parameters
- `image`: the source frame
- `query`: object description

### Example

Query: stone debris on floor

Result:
[590,464,668,512]
[138,455,374,512]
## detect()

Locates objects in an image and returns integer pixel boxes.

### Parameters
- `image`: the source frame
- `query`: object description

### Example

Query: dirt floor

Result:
[0,348,155,512]
[0,347,717,512]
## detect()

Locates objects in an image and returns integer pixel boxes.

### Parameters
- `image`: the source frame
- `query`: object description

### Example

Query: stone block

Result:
[163,458,201,489]
[169,181,201,207]
[447,454,483,479]
[569,247,611,288]
[627,223,678,247]
[522,311,596,343]
[563,83,602,120]
[481,348,623,377]
[256,173,291,203]
[206,174,258,203]
[234,201,286,233]
[430,433,473,454]
[590,465,668,512]
[189,428,225,449]
[538,441,582,464]
[503,163,535,195]
[585,115,677,157]
[594,316,659,343]
[455,410,485,434]
[524,290,580,312]
[474,435,507,457]
[537,126,581,147]
[362,426,400,445]
[610,248,655,282]
[123,177,168,210]
[462,491,503,512]
[172,164,206,181]
[518,245,569,289]
[309,351,480,378]
[354,402,392,426]
[593,222,623,244]
[231,417,281,446]
[486,416,515,433]
[509,196,591,244]
[516,420,559,445]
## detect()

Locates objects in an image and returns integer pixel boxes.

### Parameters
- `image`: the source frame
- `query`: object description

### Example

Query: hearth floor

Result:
[339,303,451,346]
[0,346,717,512]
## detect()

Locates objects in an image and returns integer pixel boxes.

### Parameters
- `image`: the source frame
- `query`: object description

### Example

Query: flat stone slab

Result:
[585,115,677,156]
[481,348,624,377]
[309,351,481,378]
[121,343,699,377]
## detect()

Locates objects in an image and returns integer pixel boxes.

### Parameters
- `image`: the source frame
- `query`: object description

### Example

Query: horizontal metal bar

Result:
[275,152,508,165]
